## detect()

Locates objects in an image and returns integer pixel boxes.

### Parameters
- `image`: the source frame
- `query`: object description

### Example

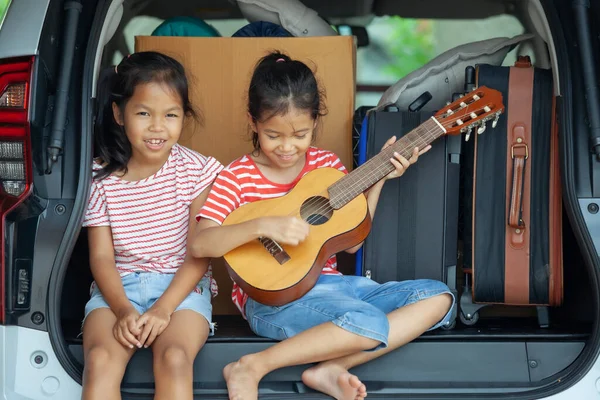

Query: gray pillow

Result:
[377,34,535,112]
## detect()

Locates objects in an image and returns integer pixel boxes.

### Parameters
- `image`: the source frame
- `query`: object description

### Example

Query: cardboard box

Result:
[135,36,356,315]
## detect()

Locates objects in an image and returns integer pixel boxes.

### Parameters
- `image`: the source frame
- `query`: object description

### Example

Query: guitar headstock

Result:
[433,86,505,141]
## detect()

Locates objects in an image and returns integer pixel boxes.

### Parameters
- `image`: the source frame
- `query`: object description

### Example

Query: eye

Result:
[166,113,179,118]
[266,135,278,140]
[295,133,308,139]
[137,111,149,116]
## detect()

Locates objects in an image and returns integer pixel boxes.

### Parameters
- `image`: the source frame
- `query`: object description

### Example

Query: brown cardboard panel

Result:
[135,36,355,168]
[135,36,356,315]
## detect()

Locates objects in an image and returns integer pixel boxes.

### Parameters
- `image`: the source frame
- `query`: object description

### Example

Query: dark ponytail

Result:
[247,51,327,150]
[94,51,198,180]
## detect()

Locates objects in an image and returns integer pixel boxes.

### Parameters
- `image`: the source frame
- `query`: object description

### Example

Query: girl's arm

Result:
[188,166,310,259]
[345,181,385,254]
[346,141,430,254]
[136,186,213,347]
[88,226,134,313]
[190,215,309,259]
[88,226,142,348]
[190,217,261,258]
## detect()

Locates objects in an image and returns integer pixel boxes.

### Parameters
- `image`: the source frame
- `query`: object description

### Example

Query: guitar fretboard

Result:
[328,118,444,209]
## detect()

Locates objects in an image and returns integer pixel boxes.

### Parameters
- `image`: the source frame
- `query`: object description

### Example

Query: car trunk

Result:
[59,224,592,397]
[52,0,600,398]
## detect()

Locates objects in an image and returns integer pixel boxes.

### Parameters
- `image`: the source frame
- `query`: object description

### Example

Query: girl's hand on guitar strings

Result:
[382,136,431,181]
[258,216,310,246]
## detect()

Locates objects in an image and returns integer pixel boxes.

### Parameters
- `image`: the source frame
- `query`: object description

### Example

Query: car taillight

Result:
[0,57,34,322]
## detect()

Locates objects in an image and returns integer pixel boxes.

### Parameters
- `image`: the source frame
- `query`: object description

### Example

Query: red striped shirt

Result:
[83,144,224,297]
[198,147,347,316]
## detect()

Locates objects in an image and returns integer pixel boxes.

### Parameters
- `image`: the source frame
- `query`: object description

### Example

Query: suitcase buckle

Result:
[511,143,529,159]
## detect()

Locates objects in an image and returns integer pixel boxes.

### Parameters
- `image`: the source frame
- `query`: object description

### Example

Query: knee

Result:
[415,279,454,311]
[435,293,454,314]
[155,345,193,375]
[84,346,117,378]
[427,291,454,320]
[420,279,451,294]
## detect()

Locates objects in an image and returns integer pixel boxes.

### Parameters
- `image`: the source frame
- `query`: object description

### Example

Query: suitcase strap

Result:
[507,56,533,233]
[504,57,534,304]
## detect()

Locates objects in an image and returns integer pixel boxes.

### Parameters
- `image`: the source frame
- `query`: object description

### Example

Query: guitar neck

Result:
[329,117,445,209]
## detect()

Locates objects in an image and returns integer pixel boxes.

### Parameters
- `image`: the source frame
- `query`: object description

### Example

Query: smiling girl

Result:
[191,51,454,400]
[81,52,223,400]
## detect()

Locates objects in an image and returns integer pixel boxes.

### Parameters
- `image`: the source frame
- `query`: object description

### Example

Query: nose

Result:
[279,137,294,152]
[149,116,165,132]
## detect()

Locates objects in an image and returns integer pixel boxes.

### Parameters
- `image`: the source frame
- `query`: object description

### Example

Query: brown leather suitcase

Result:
[460,56,563,325]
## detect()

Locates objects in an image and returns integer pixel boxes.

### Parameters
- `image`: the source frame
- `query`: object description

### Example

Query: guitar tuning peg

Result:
[465,126,472,141]
[492,113,500,128]
[477,121,487,134]
[446,101,451,106]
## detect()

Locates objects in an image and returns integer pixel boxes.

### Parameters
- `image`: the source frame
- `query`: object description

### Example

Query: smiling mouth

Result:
[144,139,167,145]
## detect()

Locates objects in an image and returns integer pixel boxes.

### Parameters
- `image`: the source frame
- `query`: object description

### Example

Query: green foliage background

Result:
[379,17,435,80]
[0,0,10,25]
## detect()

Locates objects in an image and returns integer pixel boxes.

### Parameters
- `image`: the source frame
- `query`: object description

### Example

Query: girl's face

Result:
[251,107,316,170]
[113,81,184,164]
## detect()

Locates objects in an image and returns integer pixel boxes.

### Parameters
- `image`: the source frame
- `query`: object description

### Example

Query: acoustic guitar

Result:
[222,87,504,306]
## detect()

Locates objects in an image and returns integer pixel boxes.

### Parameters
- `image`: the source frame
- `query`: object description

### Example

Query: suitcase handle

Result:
[509,140,528,229]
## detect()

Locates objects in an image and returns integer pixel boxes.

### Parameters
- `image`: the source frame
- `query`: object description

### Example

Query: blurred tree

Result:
[380,17,435,79]
[0,0,11,23]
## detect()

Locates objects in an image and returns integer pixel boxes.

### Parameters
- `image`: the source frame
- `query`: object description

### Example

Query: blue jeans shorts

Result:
[245,275,454,351]
[83,272,214,335]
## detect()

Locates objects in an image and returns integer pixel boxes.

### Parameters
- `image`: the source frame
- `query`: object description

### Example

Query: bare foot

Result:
[302,363,367,400]
[223,357,262,400]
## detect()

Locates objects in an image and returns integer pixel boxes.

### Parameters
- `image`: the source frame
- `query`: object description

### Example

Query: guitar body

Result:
[222,167,371,306]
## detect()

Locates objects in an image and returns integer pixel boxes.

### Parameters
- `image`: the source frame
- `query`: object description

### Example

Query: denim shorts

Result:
[245,274,454,351]
[83,272,214,335]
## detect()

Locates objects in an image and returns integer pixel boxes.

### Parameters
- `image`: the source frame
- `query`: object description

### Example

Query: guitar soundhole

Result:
[300,196,333,226]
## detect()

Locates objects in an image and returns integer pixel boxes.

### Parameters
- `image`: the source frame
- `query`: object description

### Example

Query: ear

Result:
[247,112,258,132]
[112,102,124,126]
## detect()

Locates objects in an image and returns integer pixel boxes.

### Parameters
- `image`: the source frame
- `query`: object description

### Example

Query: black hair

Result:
[93,51,198,180]
[247,51,327,150]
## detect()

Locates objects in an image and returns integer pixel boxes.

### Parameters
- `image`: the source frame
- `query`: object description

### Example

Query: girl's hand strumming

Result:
[258,216,310,246]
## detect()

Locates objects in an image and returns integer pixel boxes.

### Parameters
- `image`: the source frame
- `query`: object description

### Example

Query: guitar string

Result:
[292,104,499,221]
[288,119,443,222]
[264,93,497,224]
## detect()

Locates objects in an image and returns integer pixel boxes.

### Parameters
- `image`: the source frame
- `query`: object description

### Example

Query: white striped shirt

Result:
[83,144,224,296]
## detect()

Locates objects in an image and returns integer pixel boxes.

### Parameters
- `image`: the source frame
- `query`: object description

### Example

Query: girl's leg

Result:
[303,293,452,399]
[145,273,212,400]
[224,276,389,400]
[151,310,210,400]
[82,308,136,400]
[302,279,454,399]
[224,320,378,400]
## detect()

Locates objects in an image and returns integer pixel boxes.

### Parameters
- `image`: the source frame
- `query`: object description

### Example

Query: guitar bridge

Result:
[258,237,291,265]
